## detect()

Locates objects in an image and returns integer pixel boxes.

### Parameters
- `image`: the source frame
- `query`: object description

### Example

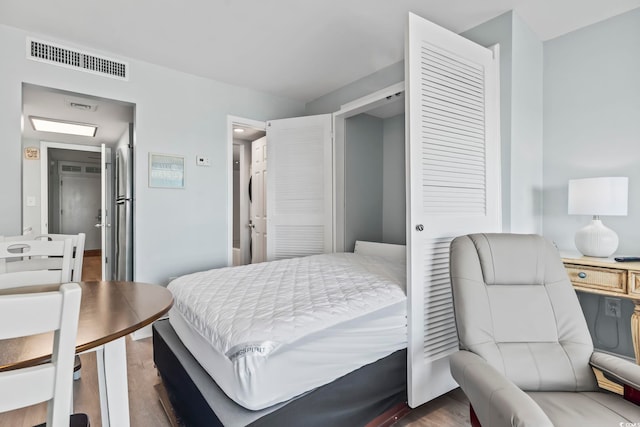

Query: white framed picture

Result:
[149,153,185,188]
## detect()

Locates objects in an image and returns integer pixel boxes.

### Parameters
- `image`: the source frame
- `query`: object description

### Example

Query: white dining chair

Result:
[32,234,87,282]
[0,233,86,280]
[0,239,73,289]
[0,283,86,427]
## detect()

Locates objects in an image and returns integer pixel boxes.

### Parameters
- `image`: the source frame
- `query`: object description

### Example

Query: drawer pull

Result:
[578,272,587,279]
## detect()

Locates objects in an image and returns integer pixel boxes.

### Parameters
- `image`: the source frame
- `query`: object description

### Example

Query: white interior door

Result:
[406,12,501,407]
[251,136,267,263]
[100,144,113,280]
[266,114,332,260]
[59,165,101,249]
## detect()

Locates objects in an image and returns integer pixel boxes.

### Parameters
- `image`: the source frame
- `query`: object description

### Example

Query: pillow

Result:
[353,240,406,263]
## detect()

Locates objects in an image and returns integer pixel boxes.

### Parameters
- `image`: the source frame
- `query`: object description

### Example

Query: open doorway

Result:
[228,116,266,266]
[21,83,135,280]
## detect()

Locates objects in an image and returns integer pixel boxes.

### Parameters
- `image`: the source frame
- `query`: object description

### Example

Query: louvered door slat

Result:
[266,115,332,261]
[407,12,501,408]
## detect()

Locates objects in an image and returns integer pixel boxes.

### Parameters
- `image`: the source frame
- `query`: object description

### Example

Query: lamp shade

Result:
[568,177,628,216]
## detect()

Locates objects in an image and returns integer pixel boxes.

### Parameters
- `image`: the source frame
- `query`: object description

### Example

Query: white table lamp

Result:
[568,177,628,257]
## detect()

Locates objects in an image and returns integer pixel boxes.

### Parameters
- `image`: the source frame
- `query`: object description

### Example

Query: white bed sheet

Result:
[168,252,407,410]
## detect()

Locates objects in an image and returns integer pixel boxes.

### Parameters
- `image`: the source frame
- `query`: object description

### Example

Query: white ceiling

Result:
[22,84,133,147]
[3,0,640,103]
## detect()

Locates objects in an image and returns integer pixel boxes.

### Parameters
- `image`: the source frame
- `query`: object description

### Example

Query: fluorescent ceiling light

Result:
[233,128,245,133]
[29,116,97,137]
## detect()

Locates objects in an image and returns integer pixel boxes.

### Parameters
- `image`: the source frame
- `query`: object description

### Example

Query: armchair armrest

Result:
[590,351,640,404]
[450,350,553,427]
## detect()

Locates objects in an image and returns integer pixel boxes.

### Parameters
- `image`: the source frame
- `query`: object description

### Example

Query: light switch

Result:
[26,196,36,207]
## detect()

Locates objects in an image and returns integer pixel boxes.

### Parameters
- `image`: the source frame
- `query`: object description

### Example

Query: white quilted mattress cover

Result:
[167,252,407,409]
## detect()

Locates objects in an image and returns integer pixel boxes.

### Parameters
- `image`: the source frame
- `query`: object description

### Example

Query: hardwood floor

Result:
[81,254,101,281]
[394,388,470,426]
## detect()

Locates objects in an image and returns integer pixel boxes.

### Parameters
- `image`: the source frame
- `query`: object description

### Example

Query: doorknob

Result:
[95,223,103,228]
[415,224,424,232]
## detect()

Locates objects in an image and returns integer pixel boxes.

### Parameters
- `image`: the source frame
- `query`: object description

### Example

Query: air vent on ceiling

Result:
[27,37,128,81]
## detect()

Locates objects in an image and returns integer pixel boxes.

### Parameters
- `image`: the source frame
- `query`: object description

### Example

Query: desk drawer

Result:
[630,272,640,297]
[565,264,626,294]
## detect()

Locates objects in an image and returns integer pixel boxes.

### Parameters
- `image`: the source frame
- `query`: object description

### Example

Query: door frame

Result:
[227,115,266,267]
[40,141,113,279]
[332,81,405,252]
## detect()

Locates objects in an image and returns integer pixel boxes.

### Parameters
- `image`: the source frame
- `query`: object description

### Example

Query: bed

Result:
[153,241,409,426]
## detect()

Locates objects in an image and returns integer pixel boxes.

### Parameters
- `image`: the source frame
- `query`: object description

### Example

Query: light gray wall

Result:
[0,23,305,285]
[462,12,544,234]
[541,8,640,359]
[21,137,40,236]
[306,62,404,115]
[344,114,383,252]
[382,113,406,244]
[462,13,513,231]
[542,8,640,254]
[510,14,544,234]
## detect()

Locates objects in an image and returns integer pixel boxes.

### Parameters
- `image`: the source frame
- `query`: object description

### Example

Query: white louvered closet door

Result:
[406,13,501,407]
[266,115,333,261]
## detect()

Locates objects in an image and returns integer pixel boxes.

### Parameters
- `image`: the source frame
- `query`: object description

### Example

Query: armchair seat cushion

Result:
[528,390,640,425]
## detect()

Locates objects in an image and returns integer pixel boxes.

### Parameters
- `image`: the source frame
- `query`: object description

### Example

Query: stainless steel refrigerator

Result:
[115,123,134,281]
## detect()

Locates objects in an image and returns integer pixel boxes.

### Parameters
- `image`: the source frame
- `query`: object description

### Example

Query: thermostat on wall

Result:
[196,155,211,166]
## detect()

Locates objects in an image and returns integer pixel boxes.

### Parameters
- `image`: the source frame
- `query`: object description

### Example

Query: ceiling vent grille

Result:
[27,37,128,81]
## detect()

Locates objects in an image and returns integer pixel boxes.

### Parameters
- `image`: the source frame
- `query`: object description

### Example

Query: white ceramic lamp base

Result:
[574,219,619,258]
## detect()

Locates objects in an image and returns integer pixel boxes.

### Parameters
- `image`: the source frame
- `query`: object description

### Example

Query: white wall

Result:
[21,137,40,235]
[0,24,305,285]
[543,8,640,254]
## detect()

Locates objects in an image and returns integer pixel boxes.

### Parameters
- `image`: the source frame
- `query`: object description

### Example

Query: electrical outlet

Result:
[605,297,621,318]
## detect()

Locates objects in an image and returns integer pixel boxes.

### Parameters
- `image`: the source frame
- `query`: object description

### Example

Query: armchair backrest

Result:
[450,233,598,391]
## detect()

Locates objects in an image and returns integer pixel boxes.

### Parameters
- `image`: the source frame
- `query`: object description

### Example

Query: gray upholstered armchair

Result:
[449,233,640,427]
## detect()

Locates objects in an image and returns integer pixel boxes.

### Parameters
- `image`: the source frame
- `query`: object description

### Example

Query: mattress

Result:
[168,252,407,410]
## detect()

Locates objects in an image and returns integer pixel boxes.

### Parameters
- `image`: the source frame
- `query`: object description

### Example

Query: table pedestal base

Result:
[96,337,130,427]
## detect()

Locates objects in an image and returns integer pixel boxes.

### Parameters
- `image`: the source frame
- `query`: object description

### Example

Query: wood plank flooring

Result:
[81,254,101,281]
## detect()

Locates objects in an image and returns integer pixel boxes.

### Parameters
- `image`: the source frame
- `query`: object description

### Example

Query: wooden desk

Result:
[562,253,640,365]
[0,281,173,427]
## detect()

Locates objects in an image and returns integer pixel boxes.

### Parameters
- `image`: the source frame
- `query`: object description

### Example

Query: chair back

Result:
[449,233,598,391]
[0,239,73,289]
[1,234,86,282]
[0,283,81,427]
[33,234,86,282]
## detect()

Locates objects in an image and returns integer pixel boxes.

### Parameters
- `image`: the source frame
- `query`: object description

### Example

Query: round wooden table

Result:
[0,281,173,427]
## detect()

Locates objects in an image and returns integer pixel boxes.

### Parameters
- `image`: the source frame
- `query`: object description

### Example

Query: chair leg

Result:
[470,405,482,427]
[73,355,82,380]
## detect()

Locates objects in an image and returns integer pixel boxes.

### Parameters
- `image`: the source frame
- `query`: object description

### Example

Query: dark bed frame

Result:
[153,319,408,427]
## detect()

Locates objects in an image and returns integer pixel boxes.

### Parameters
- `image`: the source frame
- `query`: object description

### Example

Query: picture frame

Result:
[149,153,185,188]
